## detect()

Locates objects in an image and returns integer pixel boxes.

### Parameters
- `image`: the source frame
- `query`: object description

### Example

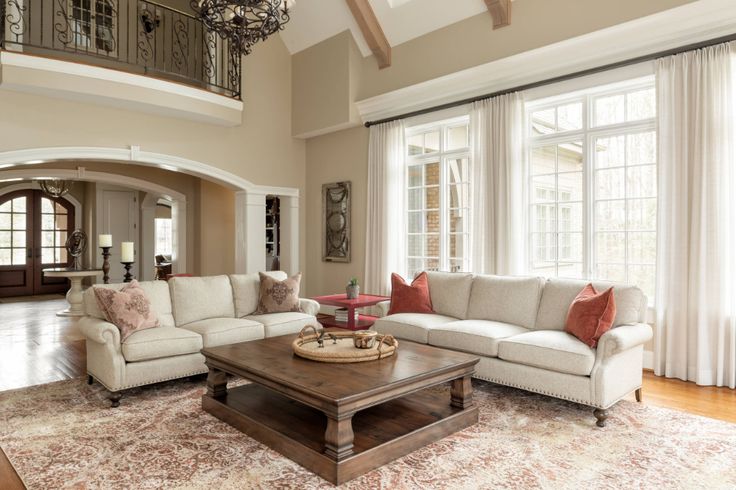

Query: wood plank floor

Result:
[0,297,733,489]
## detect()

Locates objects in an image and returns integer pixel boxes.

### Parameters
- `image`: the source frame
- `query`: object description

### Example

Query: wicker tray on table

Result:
[292,325,398,363]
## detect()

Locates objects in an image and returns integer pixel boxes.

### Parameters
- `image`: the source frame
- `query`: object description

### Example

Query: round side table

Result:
[43,268,103,317]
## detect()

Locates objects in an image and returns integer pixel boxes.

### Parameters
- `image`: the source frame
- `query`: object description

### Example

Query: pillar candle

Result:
[121,242,135,262]
[99,234,112,248]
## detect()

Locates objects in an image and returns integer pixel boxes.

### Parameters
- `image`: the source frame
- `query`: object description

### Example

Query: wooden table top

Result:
[202,334,479,403]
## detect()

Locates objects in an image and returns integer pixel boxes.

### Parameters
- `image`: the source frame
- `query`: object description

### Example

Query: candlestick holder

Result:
[100,246,112,284]
[121,262,135,283]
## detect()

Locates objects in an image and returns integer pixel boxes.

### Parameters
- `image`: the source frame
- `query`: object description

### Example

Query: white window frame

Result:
[405,115,471,277]
[525,76,657,298]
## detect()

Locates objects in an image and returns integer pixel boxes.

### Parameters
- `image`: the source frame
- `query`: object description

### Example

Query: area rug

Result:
[1,378,735,490]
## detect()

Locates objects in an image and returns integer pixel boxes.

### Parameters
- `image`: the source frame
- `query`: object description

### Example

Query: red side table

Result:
[311,293,390,331]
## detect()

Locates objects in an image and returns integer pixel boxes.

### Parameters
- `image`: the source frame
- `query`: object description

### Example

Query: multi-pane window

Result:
[155,218,173,256]
[0,197,28,266]
[40,198,69,265]
[527,79,657,299]
[406,117,471,278]
[69,0,117,54]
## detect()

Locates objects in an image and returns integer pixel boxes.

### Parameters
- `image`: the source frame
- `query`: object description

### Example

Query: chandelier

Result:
[39,179,72,198]
[191,1,295,56]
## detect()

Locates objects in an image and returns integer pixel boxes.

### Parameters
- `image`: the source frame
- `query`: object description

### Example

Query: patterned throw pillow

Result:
[255,272,302,314]
[93,281,160,341]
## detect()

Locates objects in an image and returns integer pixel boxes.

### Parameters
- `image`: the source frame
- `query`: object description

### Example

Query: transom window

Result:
[527,78,657,299]
[406,117,471,278]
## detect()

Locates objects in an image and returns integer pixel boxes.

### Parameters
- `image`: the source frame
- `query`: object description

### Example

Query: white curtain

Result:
[470,93,526,275]
[365,120,406,296]
[655,42,736,388]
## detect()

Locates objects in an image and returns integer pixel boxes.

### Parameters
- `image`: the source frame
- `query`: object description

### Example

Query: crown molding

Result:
[356,0,736,123]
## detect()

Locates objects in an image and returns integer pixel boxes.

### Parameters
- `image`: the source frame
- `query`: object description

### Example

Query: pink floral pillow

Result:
[93,281,160,340]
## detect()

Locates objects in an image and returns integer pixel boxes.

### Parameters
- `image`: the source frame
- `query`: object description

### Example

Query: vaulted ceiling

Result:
[279,0,511,66]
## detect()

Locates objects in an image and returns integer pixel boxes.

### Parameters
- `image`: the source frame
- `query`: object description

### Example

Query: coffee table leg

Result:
[324,414,354,461]
[451,375,474,409]
[206,366,228,398]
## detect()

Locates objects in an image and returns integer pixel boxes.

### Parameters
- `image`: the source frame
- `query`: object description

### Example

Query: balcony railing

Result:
[0,0,241,99]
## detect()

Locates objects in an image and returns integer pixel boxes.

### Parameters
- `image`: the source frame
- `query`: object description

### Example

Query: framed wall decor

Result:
[322,181,351,263]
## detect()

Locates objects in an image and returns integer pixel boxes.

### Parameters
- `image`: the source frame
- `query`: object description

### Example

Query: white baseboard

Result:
[643,350,654,370]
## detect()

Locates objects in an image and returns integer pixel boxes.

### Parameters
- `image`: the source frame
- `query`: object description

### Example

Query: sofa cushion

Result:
[84,280,175,328]
[428,320,529,357]
[535,278,645,331]
[466,275,544,329]
[372,313,458,344]
[169,275,235,326]
[426,272,474,320]
[179,318,264,348]
[565,284,616,348]
[245,312,317,338]
[93,280,160,341]
[497,330,596,376]
[255,272,302,314]
[121,327,202,362]
[230,271,287,317]
[388,272,433,315]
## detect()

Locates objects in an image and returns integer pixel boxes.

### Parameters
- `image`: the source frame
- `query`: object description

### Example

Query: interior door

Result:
[33,193,75,295]
[0,191,34,297]
[100,188,138,283]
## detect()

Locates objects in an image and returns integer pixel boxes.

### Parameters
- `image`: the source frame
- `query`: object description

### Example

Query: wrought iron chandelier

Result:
[39,179,72,198]
[191,1,295,56]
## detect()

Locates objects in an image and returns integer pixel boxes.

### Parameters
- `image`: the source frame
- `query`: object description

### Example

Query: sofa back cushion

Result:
[466,275,544,329]
[169,275,235,326]
[83,280,175,328]
[535,278,645,331]
[426,272,473,319]
[229,271,287,317]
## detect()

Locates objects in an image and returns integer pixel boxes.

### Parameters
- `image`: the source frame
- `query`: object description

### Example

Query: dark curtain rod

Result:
[364,32,736,128]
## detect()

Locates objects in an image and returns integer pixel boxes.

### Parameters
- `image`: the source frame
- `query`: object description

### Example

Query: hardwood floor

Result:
[0,296,733,488]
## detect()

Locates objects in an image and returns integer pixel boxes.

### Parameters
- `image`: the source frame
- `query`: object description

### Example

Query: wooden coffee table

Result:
[201,334,479,485]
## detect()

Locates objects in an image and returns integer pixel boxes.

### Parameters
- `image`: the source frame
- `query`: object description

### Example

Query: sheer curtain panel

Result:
[654,42,736,388]
[470,93,526,275]
[365,121,406,296]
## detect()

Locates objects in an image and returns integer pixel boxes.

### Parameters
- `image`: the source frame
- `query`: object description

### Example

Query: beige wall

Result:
[197,179,235,276]
[305,126,368,296]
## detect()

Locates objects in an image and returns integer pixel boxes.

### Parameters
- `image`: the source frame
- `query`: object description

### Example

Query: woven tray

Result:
[292,325,398,363]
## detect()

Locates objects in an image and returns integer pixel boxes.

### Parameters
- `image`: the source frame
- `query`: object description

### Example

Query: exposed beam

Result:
[345,0,391,69]
[485,0,511,29]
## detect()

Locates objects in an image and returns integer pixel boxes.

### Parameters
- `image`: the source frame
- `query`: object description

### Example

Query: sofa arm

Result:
[596,323,653,359]
[299,298,321,317]
[78,316,121,346]
[376,300,391,317]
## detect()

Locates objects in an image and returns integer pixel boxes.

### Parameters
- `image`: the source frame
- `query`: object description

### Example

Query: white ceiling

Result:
[279,0,490,57]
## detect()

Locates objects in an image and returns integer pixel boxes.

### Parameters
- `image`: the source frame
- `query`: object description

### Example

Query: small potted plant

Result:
[346,277,360,299]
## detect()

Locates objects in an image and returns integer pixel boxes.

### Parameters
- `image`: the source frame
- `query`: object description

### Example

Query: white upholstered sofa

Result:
[79,271,320,406]
[373,272,653,427]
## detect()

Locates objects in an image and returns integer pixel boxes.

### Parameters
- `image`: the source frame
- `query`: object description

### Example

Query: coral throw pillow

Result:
[388,272,434,315]
[256,272,302,314]
[94,281,160,341]
[565,284,617,348]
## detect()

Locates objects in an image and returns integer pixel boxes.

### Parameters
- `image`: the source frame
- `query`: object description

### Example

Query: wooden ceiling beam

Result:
[345,0,391,69]
[485,0,511,29]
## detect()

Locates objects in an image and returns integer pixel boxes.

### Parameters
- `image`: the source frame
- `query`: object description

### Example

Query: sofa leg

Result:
[87,375,94,385]
[635,388,642,403]
[109,392,123,408]
[593,408,608,428]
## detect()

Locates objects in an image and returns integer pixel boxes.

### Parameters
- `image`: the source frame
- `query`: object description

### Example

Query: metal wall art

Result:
[322,181,351,263]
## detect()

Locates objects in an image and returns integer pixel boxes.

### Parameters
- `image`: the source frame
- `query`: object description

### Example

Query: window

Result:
[406,117,471,279]
[155,218,172,256]
[69,0,117,55]
[527,79,657,299]
[40,197,70,265]
[0,196,28,266]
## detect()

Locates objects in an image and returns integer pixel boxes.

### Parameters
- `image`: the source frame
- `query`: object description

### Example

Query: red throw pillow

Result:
[388,272,434,315]
[565,284,616,348]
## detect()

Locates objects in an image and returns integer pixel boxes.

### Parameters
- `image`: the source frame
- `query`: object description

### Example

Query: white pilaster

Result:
[235,190,267,273]
[279,195,300,275]
[171,199,187,274]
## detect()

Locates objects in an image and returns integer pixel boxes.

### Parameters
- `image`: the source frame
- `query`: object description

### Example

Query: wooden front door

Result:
[0,190,75,297]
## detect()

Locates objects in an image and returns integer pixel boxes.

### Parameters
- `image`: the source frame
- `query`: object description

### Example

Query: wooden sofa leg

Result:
[109,392,123,408]
[635,388,642,403]
[87,375,94,385]
[593,408,608,428]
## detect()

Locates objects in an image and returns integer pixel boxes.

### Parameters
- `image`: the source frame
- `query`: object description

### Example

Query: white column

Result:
[235,190,267,273]
[279,195,300,275]
[171,199,187,274]
[139,194,158,281]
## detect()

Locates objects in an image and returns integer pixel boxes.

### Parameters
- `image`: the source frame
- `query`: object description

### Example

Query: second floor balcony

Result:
[0,0,241,99]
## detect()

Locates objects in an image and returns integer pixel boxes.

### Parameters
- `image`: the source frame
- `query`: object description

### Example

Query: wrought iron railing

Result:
[0,0,241,99]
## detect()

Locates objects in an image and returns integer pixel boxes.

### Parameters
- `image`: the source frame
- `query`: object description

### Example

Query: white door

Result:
[98,188,138,283]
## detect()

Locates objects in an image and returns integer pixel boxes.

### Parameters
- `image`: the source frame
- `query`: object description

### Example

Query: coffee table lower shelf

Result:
[203,383,478,485]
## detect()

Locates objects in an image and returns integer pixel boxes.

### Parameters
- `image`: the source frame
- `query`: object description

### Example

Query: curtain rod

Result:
[364,32,736,128]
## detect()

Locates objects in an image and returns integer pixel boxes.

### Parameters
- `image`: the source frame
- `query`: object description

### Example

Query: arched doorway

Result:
[0,190,76,297]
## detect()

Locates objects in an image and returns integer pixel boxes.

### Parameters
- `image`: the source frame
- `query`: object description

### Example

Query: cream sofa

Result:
[78,272,320,406]
[373,272,653,427]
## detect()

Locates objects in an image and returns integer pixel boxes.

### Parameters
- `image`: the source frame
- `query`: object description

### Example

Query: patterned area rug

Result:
[1,377,735,489]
